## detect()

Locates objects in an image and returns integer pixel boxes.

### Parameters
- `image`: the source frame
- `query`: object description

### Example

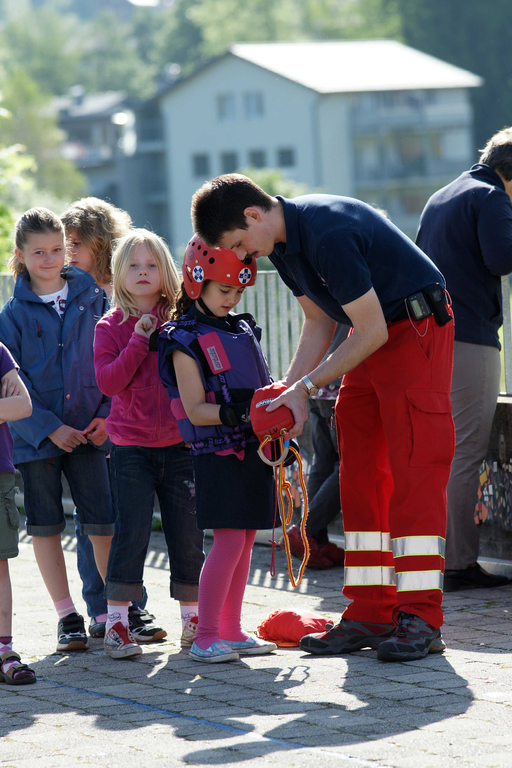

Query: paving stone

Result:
[6,525,512,767]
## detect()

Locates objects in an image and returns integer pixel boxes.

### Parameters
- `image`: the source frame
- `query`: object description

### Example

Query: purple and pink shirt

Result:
[94,308,181,447]
[0,343,18,473]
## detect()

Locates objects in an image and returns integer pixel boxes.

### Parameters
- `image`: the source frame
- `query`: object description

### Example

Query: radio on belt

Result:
[406,292,432,321]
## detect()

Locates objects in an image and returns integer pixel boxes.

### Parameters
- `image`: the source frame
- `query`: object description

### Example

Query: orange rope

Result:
[260,435,310,587]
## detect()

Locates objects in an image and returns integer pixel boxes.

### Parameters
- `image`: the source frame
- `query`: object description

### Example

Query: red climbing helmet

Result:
[182,235,257,299]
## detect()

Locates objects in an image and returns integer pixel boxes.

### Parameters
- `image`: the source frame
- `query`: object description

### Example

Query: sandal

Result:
[0,650,37,685]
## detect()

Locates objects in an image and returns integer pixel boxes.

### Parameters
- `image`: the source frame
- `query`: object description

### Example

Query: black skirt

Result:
[192,441,276,530]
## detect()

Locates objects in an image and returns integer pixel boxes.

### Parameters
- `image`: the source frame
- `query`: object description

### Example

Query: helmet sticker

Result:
[193,265,204,282]
[238,267,252,284]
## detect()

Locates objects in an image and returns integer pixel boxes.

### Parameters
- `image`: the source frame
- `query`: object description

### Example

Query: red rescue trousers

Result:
[336,313,455,629]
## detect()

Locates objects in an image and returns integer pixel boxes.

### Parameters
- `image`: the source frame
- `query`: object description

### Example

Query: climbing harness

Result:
[250,383,310,587]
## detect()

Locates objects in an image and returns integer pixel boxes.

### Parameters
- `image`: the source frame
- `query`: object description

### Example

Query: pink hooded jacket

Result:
[94,308,181,447]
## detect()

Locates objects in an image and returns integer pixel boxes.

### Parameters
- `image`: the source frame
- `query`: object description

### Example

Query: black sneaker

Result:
[89,617,106,638]
[300,618,394,655]
[128,606,167,643]
[57,612,88,652]
[376,612,446,662]
[444,564,511,593]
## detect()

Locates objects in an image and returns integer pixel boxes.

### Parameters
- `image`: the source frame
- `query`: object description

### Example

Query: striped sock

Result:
[54,597,77,620]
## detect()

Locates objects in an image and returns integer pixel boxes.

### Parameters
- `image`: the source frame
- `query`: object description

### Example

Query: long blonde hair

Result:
[111,229,180,323]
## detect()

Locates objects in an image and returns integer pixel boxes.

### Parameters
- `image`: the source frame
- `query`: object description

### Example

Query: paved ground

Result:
[2,520,512,768]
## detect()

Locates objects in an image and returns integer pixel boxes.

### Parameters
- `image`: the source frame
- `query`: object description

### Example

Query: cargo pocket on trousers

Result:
[406,390,454,467]
[4,485,20,529]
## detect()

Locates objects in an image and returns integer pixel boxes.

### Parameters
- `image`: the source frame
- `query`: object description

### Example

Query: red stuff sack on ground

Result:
[257,609,334,647]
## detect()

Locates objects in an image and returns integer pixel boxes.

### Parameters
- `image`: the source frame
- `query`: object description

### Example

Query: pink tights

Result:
[194,528,256,650]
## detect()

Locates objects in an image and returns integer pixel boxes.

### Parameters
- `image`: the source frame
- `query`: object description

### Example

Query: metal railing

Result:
[2,271,511,391]
[501,275,512,394]
[0,271,303,381]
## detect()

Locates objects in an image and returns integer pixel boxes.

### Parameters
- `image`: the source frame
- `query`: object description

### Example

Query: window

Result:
[221,152,238,174]
[192,154,210,177]
[248,150,266,168]
[217,93,236,121]
[277,148,295,167]
[244,91,264,118]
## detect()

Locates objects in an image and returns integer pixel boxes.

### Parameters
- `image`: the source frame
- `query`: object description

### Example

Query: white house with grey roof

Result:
[58,40,482,250]
[157,39,481,250]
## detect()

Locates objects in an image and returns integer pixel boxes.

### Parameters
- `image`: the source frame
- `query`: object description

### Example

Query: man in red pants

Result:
[191,174,455,662]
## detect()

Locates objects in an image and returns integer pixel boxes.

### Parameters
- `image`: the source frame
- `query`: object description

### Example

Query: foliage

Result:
[0,3,82,96]
[0,144,36,269]
[76,9,156,98]
[0,67,85,201]
[189,0,401,58]
[0,203,14,271]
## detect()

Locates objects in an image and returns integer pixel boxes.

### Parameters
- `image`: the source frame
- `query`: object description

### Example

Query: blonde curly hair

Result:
[61,197,132,285]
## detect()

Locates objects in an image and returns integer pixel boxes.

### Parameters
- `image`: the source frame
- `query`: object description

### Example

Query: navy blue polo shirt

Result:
[416,164,512,349]
[269,195,443,325]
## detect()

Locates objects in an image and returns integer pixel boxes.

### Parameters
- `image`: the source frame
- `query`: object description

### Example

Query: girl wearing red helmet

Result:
[158,236,277,663]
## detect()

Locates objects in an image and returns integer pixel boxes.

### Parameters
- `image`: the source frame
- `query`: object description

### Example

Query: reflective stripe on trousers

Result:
[345,531,391,552]
[344,532,444,591]
[344,565,397,586]
[396,570,444,592]
[392,535,445,559]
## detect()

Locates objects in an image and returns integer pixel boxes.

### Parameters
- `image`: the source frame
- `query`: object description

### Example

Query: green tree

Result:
[77,9,156,97]
[0,3,82,96]
[0,143,36,269]
[190,0,401,58]
[0,67,85,202]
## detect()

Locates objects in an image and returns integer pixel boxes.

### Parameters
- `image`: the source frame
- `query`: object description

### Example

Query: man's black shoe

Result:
[444,564,511,593]
[300,618,394,655]
[377,612,445,662]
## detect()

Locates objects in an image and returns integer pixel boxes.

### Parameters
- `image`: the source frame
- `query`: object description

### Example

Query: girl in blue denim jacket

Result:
[0,208,115,653]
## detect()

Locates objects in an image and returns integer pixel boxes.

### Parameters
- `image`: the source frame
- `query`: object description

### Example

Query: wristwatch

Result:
[301,374,319,397]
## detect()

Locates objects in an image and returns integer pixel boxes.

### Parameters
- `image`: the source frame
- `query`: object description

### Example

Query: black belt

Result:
[387,303,409,325]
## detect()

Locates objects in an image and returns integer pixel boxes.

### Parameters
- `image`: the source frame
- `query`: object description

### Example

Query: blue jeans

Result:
[74,510,148,618]
[19,444,115,537]
[105,444,204,603]
[306,399,341,545]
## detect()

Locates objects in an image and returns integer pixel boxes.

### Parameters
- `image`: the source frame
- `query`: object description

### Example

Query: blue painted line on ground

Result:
[40,677,388,767]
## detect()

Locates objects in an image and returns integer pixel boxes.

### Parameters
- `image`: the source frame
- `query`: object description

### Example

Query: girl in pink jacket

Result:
[94,229,204,659]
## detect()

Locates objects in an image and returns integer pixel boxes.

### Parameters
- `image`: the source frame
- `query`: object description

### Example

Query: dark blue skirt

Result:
[192,441,275,530]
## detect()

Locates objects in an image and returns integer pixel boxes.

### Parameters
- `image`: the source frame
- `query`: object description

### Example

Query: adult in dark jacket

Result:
[191,174,455,663]
[416,128,512,591]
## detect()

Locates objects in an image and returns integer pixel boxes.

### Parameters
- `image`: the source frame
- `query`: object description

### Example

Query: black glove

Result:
[219,400,252,427]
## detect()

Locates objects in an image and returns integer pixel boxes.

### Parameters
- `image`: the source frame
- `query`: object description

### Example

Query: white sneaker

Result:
[189,640,239,663]
[104,622,142,659]
[221,635,277,655]
[180,616,198,647]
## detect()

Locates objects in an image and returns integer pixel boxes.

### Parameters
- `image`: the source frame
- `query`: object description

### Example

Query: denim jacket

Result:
[0,266,110,463]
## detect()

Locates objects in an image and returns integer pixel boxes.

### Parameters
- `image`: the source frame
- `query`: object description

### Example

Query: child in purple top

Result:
[0,342,34,684]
